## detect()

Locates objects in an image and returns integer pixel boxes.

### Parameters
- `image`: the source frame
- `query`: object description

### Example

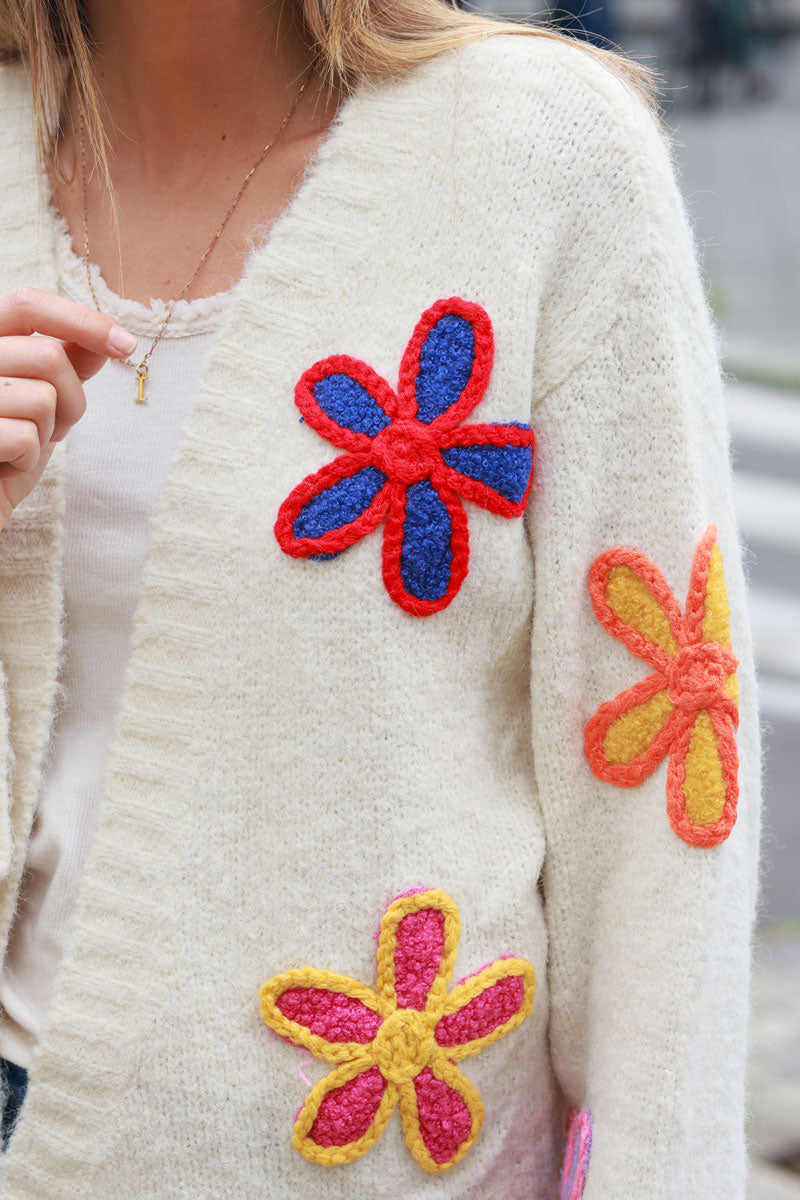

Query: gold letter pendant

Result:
[135,366,148,404]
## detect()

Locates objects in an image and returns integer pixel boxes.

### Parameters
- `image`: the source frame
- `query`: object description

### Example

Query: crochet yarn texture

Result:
[584,525,739,847]
[259,889,536,1172]
[560,1109,593,1200]
[274,297,535,616]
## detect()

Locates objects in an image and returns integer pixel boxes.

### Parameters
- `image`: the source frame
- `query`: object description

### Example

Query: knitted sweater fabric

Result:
[0,213,232,1069]
[0,32,760,1200]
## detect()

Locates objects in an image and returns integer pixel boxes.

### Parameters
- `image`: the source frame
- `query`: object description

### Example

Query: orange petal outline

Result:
[376,890,460,1015]
[588,546,685,671]
[666,706,739,847]
[434,956,536,1061]
[584,673,686,787]
[684,524,740,708]
[684,524,717,643]
[293,1057,399,1166]
[260,968,387,1063]
[397,1052,483,1173]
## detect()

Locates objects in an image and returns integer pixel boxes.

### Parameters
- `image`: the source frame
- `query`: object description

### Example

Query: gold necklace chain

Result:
[79,65,314,403]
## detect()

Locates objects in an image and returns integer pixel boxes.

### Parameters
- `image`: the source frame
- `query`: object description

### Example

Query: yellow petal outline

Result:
[376,889,460,1016]
[293,1056,398,1166]
[260,967,387,1063]
[434,957,536,1061]
[397,1051,484,1173]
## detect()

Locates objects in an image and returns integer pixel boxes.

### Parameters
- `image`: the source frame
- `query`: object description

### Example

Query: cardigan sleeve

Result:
[526,71,762,1200]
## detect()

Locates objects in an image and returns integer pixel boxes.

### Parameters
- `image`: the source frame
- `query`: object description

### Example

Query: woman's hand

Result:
[0,288,137,531]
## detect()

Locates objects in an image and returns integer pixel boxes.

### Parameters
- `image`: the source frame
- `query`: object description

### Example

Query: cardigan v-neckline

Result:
[45,77,369,333]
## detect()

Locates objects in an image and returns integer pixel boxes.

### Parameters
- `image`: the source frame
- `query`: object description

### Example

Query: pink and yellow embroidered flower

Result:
[259,888,536,1173]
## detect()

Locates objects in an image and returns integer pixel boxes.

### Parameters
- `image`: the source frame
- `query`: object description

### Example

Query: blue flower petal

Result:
[441,443,533,504]
[313,374,392,437]
[415,314,475,425]
[400,481,453,601]
[293,466,388,541]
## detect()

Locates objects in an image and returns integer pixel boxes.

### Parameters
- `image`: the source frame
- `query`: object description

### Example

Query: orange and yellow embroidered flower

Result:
[259,888,535,1173]
[584,525,740,847]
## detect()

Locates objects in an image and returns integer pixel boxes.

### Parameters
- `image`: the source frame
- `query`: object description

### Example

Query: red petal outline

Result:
[274,453,391,558]
[584,672,687,787]
[395,297,494,434]
[381,481,469,617]
[437,422,535,517]
[588,547,686,672]
[666,707,739,847]
[295,354,401,452]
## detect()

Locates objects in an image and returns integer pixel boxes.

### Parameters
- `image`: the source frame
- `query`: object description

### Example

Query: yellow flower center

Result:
[372,1009,435,1084]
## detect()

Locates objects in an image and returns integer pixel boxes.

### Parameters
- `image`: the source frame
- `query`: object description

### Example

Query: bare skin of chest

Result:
[52,111,340,305]
[50,2,344,305]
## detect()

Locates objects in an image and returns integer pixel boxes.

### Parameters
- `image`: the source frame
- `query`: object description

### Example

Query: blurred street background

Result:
[470,1,800,1193]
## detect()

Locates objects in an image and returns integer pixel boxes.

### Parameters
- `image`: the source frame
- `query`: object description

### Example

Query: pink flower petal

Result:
[436,973,525,1046]
[376,890,460,1013]
[309,1066,388,1148]
[277,987,383,1044]
[413,1065,475,1165]
[394,907,445,1009]
[433,957,536,1060]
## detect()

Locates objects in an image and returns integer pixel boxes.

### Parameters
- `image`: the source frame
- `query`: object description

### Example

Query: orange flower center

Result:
[371,420,439,485]
[668,641,737,712]
[372,1009,435,1084]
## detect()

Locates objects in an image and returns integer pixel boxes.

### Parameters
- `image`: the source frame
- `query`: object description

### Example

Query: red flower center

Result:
[668,641,737,712]
[372,420,440,485]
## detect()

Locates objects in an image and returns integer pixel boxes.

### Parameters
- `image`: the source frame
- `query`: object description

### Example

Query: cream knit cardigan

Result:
[0,32,760,1200]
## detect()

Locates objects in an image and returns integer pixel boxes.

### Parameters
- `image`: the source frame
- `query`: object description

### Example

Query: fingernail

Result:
[107,325,137,355]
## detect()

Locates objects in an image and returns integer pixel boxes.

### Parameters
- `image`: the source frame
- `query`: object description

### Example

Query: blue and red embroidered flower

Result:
[274,297,535,616]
